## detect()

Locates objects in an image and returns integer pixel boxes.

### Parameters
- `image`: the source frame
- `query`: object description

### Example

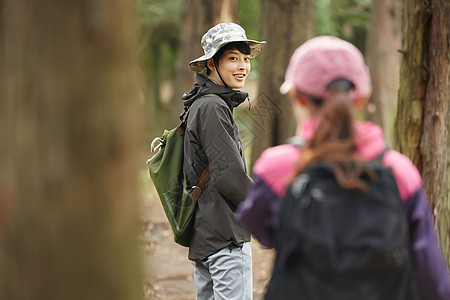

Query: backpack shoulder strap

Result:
[177,105,191,135]
[178,103,211,202]
[190,167,210,202]
[372,146,389,164]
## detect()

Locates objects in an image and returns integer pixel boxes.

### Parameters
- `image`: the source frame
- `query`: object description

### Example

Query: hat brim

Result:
[189,40,266,76]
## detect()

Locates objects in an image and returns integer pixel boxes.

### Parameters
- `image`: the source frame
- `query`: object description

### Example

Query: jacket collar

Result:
[182,74,248,109]
[298,118,386,160]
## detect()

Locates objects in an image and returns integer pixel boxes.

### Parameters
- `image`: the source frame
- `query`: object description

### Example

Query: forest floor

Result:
[140,181,275,300]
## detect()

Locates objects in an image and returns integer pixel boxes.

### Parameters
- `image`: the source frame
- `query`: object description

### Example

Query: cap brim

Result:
[280,80,293,95]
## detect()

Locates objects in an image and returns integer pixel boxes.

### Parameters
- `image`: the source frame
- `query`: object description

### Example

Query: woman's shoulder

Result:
[253,144,302,197]
[383,149,423,200]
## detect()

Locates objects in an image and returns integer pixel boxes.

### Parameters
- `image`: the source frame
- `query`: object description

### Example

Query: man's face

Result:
[209,49,251,89]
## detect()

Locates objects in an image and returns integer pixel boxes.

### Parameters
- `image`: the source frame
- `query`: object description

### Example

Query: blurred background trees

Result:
[0,0,448,297]
[138,0,449,262]
[365,0,402,143]
[138,0,376,137]
[0,0,143,298]
[249,0,313,167]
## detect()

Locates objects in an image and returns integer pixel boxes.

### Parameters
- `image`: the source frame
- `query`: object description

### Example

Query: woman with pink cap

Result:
[235,36,450,299]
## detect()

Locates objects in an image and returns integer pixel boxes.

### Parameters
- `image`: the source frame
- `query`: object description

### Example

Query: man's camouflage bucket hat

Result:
[189,22,266,76]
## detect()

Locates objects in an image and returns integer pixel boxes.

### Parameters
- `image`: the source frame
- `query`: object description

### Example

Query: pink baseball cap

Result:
[280,36,371,101]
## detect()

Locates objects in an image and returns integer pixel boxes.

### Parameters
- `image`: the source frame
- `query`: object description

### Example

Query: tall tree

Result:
[0,0,143,298]
[423,0,450,262]
[395,0,450,262]
[365,0,402,143]
[249,0,313,167]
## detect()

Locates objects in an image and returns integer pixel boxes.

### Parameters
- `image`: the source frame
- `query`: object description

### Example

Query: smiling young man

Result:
[181,23,265,300]
[206,43,251,89]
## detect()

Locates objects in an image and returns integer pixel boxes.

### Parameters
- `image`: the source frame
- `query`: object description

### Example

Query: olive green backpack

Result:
[147,107,209,247]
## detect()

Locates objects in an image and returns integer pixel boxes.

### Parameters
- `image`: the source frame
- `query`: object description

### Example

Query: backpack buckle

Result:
[151,137,164,153]
[146,137,164,164]
[189,186,202,203]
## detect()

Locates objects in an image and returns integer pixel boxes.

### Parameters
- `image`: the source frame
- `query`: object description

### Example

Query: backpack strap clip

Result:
[150,137,164,153]
[189,167,210,202]
[146,137,165,164]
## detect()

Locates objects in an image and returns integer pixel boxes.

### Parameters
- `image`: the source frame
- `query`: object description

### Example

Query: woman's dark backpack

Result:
[265,153,419,300]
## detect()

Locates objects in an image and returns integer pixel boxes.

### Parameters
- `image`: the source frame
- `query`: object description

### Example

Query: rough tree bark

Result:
[0,0,143,299]
[365,0,402,144]
[395,0,449,262]
[422,0,450,262]
[250,0,313,168]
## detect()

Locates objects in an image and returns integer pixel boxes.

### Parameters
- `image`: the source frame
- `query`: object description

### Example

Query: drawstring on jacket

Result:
[213,61,251,111]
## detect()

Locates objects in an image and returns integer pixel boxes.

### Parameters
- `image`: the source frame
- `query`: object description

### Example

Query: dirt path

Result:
[140,184,275,300]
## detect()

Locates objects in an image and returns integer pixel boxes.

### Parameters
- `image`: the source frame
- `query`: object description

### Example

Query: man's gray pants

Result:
[190,241,253,300]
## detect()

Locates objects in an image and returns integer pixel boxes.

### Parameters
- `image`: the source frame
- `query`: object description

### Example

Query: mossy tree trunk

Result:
[422,0,450,263]
[395,0,450,263]
[250,0,313,168]
[0,0,143,299]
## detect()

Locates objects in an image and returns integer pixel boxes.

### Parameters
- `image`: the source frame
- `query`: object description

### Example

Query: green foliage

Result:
[239,0,262,78]
[315,0,339,36]
[314,0,371,51]
[136,0,184,138]
[136,0,183,25]
[239,0,261,41]
[135,0,372,81]
[136,0,183,80]
[136,0,372,136]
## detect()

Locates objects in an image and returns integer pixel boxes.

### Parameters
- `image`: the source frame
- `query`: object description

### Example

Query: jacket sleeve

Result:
[235,174,279,248]
[383,150,450,300]
[235,145,302,247]
[197,97,251,209]
[406,189,450,300]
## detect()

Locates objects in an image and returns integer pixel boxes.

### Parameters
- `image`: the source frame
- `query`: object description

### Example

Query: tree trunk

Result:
[365,0,402,144]
[249,0,313,168]
[422,0,450,262]
[0,1,143,299]
[213,0,239,24]
[395,0,450,262]
[395,0,429,170]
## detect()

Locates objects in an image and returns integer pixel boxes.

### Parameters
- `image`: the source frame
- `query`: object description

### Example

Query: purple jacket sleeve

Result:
[406,188,450,300]
[234,175,281,248]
